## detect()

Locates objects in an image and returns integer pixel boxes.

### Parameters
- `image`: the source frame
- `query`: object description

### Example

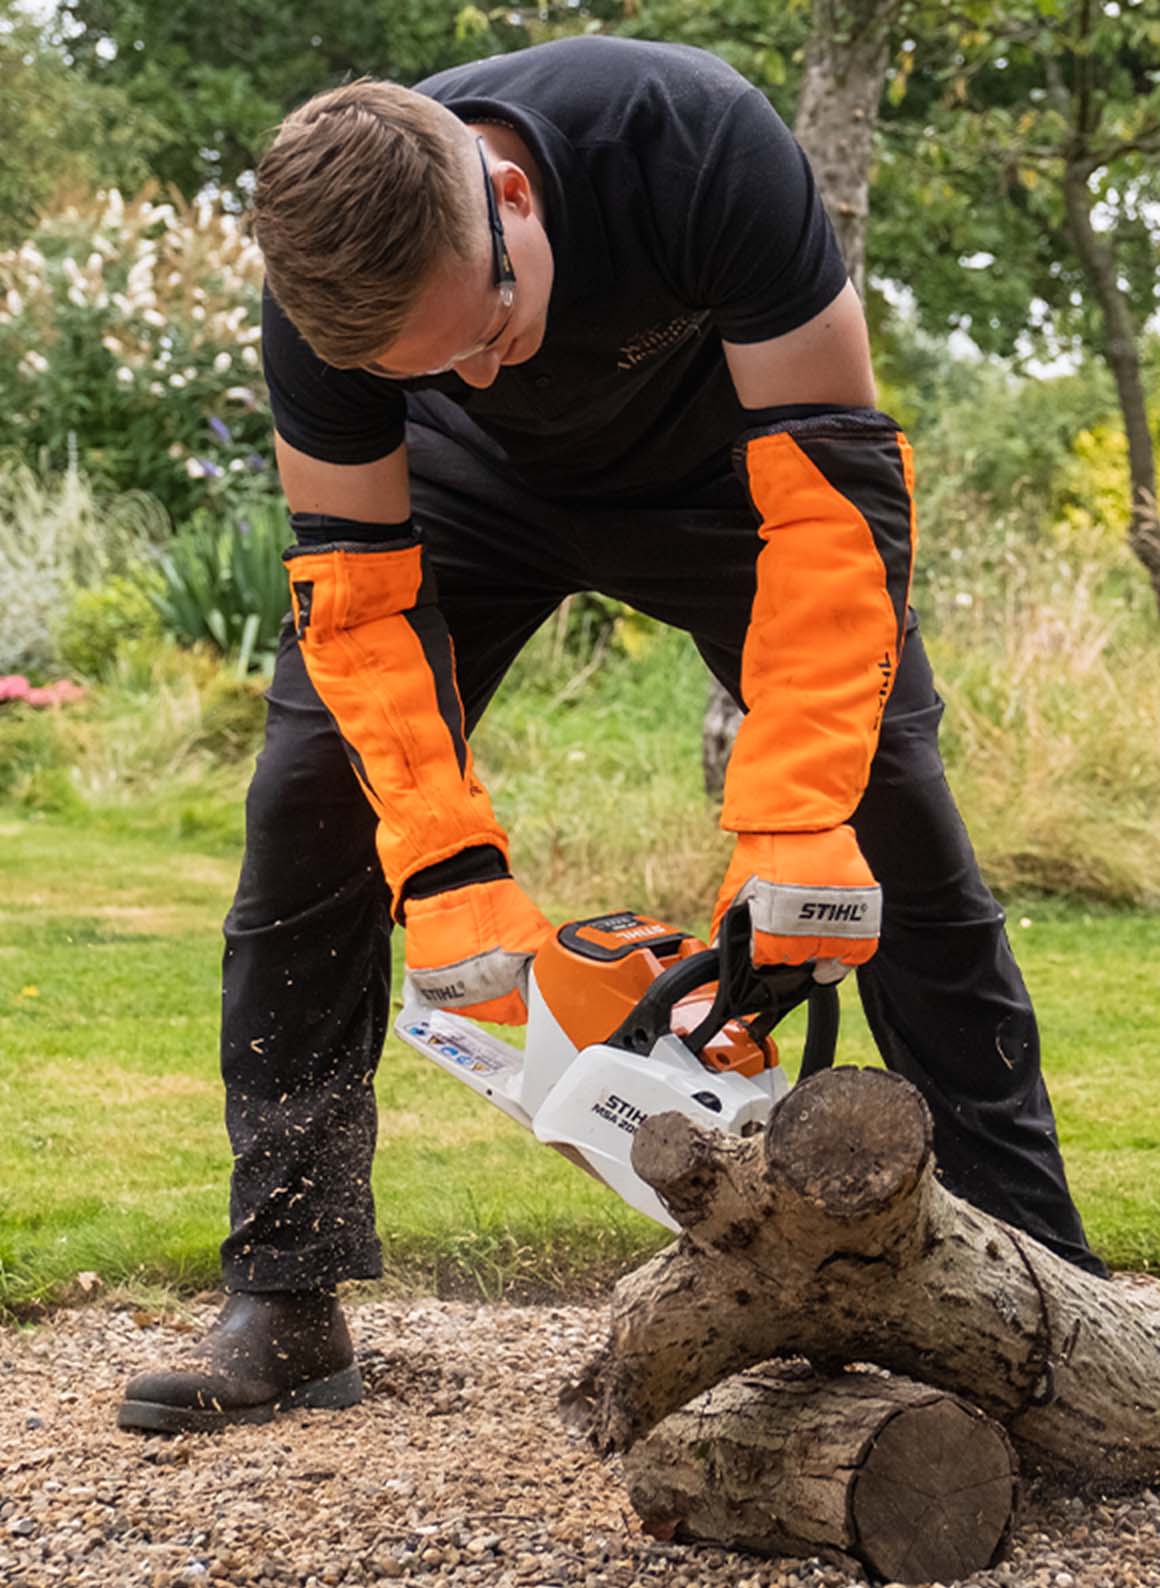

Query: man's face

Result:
[365,147,554,390]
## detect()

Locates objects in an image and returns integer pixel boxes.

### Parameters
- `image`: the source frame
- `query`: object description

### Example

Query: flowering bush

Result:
[0,187,275,522]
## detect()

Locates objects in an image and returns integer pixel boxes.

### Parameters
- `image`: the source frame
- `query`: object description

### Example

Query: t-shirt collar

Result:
[444,97,614,312]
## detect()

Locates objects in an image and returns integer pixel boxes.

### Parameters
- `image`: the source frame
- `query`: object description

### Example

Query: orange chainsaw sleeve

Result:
[284,532,510,914]
[724,409,917,834]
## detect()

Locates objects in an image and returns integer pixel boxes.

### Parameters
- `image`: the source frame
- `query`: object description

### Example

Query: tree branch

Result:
[1086,131,1160,169]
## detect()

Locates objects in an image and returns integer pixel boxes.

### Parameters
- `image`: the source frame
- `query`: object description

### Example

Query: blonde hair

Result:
[253,79,481,368]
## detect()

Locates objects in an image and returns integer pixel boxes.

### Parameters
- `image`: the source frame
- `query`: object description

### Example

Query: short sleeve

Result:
[681,90,848,344]
[261,284,407,465]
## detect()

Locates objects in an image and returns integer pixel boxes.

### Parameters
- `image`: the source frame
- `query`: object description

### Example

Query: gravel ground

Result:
[2,1297,1160,1588]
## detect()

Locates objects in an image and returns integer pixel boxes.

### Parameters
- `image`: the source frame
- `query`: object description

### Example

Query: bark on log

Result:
[624,1364,1018,1585]
[563,1067,1160,1481]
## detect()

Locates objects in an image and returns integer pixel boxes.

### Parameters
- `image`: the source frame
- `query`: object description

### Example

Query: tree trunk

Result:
[702,680,743,798]
[1062,158,1160,610]
[701,0,900,796]
[563,1067,1160,1482]
[794,0,898,299]
[625,1364,1018,1584]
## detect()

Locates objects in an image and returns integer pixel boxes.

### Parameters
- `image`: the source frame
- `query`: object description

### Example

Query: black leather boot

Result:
[118,1290,363,1433]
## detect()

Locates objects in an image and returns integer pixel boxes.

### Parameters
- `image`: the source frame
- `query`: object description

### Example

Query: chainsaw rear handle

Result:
[605,903,840,1077]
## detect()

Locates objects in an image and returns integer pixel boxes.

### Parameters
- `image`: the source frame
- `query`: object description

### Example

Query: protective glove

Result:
[404,875,553,1025]
[711,827,881,984]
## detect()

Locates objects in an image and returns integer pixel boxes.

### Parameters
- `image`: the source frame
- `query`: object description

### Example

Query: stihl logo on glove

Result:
[409,952,526,1008]
[750,882,882,940]
[712,828,882,976]
[419,979,469,1004]
[798,900,871,924]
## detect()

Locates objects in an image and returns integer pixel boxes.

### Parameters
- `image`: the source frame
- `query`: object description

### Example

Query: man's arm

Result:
[713,284,917,976]
[276,435,549,1022]
[275,434,411,520]
[723,280,875,410]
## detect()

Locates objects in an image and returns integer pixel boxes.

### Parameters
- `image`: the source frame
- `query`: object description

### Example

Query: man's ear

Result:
[496,163,534,218]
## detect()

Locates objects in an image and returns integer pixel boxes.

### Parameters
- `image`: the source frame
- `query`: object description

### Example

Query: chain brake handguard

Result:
[605,903,839,1079]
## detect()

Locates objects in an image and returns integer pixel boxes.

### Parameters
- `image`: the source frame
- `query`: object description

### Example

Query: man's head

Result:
[254,80,553,385]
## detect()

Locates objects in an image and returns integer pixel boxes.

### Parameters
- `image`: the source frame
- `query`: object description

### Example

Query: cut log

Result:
[563,1067,1160,1481]
[624,1364,1018,1584]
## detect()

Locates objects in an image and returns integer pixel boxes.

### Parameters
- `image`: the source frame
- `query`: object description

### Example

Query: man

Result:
[119,35,1103,1434]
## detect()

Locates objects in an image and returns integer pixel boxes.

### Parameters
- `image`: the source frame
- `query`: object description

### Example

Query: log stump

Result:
[625,1364,1018,1584]
[563,1067,1160,1481]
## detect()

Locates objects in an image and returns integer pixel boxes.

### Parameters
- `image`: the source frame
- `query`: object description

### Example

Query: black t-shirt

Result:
[263,36,847,501]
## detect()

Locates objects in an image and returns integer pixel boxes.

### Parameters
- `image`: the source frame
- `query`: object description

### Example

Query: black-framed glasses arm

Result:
[476,137,516,292]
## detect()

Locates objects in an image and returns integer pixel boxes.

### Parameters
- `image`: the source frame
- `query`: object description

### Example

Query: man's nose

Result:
[453,348,503,388]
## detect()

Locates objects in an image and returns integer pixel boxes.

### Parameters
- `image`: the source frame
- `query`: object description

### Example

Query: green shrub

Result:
[7,763,87,817]
[0,459,167,673]
[0,707,68,801]
[193,672,268,761]
[0,641,264,839]
[154,498,290,673]
[58,571,165,680]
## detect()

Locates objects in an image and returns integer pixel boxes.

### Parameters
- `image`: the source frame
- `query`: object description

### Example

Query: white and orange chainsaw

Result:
[394,903,840,1231]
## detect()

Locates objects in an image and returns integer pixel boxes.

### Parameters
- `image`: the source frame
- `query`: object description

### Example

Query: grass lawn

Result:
[0,810,671,1317]
[3,808,1158,1317]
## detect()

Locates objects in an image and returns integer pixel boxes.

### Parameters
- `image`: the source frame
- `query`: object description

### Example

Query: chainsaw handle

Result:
[605,945,721,1051]
[605,903,840,1072]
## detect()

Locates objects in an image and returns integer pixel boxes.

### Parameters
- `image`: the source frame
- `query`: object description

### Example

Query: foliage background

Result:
[1,0,1156,908]
[0,0,1157,1305]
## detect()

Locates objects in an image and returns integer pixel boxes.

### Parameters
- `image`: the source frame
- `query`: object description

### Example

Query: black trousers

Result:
[219,423,1103,1288]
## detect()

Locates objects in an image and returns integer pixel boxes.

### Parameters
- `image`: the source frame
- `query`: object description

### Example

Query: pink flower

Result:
[45,680,86,704]
[0,676,86,708]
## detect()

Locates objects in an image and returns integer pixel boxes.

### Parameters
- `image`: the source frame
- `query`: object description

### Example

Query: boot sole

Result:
[117,1363,364,1434]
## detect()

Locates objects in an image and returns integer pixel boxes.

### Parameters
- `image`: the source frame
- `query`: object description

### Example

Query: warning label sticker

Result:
[402,1019,508,1077]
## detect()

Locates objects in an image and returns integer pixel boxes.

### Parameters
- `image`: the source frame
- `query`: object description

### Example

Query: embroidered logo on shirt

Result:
[617,311,710,372]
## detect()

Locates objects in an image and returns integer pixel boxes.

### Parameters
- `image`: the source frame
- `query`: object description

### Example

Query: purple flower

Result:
[245,452,268,472]
[198,458,224,478]
[207,415,232,444]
